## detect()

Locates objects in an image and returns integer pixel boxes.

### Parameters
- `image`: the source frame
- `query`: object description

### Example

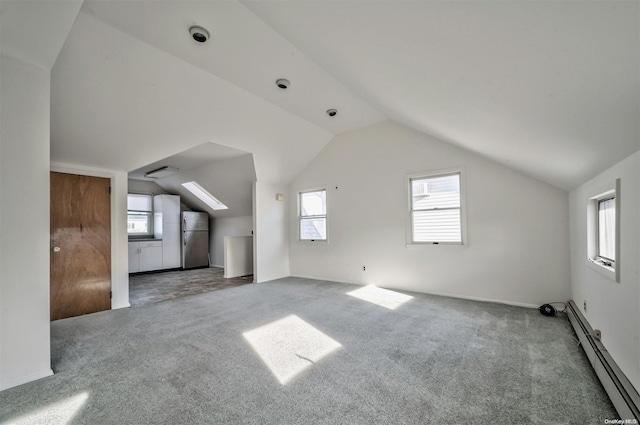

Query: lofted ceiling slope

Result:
[129,143,255,218]
[80,0,386,135]
[243,0,639,190]
[0,0,82,69]
[51,11,334,185]
[10,1,638,190]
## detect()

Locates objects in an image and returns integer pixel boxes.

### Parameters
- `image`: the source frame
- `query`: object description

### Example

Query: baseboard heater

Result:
[566,300,640,420]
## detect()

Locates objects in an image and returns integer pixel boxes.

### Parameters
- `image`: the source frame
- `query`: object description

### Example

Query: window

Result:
[299,189,327,241]
[587,179,620,282]
[127,193,153,236]
[597,197,615,264]
[409,171,463,244]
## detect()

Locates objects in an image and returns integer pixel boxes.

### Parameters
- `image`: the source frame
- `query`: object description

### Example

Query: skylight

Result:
[181,181,228,210]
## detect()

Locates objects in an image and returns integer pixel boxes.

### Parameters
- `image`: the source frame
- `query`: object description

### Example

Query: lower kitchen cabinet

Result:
[128,240,163,273]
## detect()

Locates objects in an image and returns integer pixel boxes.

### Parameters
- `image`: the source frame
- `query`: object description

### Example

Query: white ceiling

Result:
[128,142,251,181]
[0,0,82,69]
[51,11,333,185]
[242,0,639,190]
[153,152,256,218]
[128,142,255,218]
[6,1,639,190]
[80,0,385,135]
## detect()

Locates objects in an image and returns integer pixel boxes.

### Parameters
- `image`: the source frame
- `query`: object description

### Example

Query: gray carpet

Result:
[0,278,616,424]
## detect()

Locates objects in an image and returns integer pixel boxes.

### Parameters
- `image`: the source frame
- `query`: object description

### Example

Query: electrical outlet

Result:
[583,300,587,312]
[362,265,366,271]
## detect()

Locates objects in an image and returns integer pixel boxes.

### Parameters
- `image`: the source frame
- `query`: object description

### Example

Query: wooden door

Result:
[50,172,111,321]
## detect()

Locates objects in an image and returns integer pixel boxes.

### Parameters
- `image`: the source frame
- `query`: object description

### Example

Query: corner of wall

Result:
[254,182,289,282]
[569,150,640,390]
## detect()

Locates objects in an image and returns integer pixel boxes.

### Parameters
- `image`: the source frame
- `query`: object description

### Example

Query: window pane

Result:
[412,174,460,210]
[598,198,615,260]
[300,190,326,217]
[128,213,151,234]
[413,210,461,243]
[127,194,152,211]
[300,218,326,240]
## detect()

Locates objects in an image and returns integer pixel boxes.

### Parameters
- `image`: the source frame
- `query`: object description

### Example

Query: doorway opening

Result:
[127,142,256,306]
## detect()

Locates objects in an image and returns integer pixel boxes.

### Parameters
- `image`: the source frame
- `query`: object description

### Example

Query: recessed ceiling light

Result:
[189,26,210,43]
[276,79,290,89]
[326,109,338,117]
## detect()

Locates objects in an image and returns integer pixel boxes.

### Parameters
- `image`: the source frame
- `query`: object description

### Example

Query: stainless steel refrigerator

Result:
[182,211,209,269]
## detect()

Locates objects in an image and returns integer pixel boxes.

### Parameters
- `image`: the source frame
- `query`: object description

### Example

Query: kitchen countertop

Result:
[129,239,162,242]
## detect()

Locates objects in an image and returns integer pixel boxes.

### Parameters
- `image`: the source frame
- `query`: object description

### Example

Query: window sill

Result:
[587,257,617,282]
[405,242,465,247]
[298,239,328,244]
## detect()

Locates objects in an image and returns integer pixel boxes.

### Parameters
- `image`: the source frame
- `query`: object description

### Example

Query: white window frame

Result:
[298,187,328,242]
[127,193,154,238]
[586,178,620,282]
[406,169,467,246]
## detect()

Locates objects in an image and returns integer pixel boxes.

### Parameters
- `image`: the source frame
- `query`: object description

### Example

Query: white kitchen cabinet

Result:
[154,194,181,269]
[128,243,140,273]
[129,240,163,273]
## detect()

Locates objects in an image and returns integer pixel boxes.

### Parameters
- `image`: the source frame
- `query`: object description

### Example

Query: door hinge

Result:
[110,291,112,299]
[109,187,111,194]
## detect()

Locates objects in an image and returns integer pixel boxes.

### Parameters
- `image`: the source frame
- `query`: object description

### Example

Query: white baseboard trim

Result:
[0,368,54,392]
[211,264,224,268]
[417,290,539,309]
[289,274,539,309]
[567,300,639,420]
[112,302,131,310]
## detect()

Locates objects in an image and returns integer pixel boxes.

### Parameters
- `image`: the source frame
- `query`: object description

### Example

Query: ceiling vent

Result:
[144,166,179,179]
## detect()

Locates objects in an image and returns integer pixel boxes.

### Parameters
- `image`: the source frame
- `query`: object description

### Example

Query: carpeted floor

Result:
[0,278,617,424]
[129,267,253,307]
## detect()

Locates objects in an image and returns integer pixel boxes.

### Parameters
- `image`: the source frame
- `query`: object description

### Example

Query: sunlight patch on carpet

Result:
[243,315,341,385]
[8,392,89,425]
[347,285,413,310]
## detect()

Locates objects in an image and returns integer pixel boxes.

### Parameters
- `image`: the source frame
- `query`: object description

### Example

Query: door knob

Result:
[52,247,61,253]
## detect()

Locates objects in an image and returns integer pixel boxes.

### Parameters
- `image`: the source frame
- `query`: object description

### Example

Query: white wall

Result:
[569,151,640,390]
[223,236,253,278]
[0,55,53,390]
[289,121,571,307]
[127,179,169,196]
[211,216,253,268]
[254,182,289,283]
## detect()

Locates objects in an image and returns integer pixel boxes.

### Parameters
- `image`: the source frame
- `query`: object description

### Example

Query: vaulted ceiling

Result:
[243,0,639,190]
[3,1,639,190]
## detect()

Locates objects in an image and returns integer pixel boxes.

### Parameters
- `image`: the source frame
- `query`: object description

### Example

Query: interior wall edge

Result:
[0,369,53,392]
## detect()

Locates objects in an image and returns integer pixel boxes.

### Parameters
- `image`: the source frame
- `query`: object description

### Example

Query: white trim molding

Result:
[50,162,131,309]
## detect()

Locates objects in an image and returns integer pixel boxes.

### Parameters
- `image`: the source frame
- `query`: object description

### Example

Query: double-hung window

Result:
[299,189,327,241]
[587,179,620,282]
[597,196,616,266]
[409,171,463,244]
[127,193,153,236]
